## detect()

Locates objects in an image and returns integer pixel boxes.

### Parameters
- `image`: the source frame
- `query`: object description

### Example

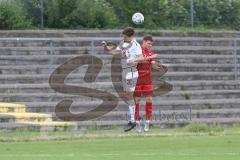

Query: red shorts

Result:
[134,74,153,97]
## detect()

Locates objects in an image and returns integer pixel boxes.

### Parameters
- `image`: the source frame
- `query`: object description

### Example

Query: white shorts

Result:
[122,70,139,92]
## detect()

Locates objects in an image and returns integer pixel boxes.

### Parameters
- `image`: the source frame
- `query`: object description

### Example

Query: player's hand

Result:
[150,54,157,59]
[145,54,157,61]
[101,41,107,47]
[101,41,118,53]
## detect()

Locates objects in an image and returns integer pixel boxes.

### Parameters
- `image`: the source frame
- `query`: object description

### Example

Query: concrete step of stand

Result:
[0,37,240,47]
[0,63,238,74]
[5,98,240,113]
[0,80,239,93]
[1,117,240,130]
[84,108,240,121]
[0,30,239,130]
[73,117,240,129]
[0,72,237,84]
[1,90,240,103]
[0,112,52,122]
[0,54,237,68]
[0,122,76,131]
[0,46,239,56]
[0,102,26,113]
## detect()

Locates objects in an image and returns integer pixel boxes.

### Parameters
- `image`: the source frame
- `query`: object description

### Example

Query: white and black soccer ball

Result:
[132,12,144,24]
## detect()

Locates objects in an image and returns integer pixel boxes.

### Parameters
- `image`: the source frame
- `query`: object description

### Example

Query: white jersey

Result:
[117,39,142,66]
[118,39,142,92]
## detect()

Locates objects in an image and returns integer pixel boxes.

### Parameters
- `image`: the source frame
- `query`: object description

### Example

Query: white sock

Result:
[128,105,135,122]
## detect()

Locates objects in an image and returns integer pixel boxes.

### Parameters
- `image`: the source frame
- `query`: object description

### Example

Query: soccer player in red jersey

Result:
[102,28,156,132]
[134,35,156,132]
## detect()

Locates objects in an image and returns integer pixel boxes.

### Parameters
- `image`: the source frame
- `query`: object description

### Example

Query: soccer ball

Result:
[132,12,144,24]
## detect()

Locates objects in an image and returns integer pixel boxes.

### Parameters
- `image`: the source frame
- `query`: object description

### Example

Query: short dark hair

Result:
[143,35,153,42]
[122,27,135,37]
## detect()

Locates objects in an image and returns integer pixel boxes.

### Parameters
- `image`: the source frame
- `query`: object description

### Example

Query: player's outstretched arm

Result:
[101,41,120,55]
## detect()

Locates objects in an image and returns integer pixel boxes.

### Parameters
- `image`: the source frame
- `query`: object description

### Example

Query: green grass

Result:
[1,123,240,142]
[176,123,225,133]
[0,135,239,160]
[0,124,240,160]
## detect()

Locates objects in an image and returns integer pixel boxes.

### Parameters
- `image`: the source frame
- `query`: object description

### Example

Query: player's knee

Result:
[146,96,152,103]
[134,97,140,104]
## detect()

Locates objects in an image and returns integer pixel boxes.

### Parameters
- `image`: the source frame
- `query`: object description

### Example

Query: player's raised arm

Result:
[101,41,120,55]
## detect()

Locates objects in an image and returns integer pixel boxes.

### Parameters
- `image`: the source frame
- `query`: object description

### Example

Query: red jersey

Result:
[137,47,155,78]
[134,47,155,96]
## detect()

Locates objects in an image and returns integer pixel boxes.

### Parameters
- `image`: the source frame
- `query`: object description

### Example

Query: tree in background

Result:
[1,0,240,30]
[107,0,190,29]
[46,0,118,28]
[0,0,32,29]
[194,0,240,29]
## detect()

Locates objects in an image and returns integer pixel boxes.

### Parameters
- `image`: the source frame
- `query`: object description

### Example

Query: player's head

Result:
[142,35,153,49]
[122,27,135,42]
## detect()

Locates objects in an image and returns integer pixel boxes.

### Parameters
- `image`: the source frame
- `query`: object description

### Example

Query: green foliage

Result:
[183,122,224,133]
[193,0,240,29]
[0,0,32,29]
[21,0,42,27]
[107,0,240,30]
[184,122,209,132]
[45,0,118,28]
[164,0,190,27]
[1,0,240,30]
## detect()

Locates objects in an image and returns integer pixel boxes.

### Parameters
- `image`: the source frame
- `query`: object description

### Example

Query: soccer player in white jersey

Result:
[102,27,156,132]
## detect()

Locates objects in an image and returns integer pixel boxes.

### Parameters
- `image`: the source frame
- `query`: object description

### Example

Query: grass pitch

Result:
[0,124,240,160]
[0,135,239,160]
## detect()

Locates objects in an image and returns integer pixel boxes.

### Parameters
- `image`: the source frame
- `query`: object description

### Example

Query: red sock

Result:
[134,103,140,121]
[146,102,152,121]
